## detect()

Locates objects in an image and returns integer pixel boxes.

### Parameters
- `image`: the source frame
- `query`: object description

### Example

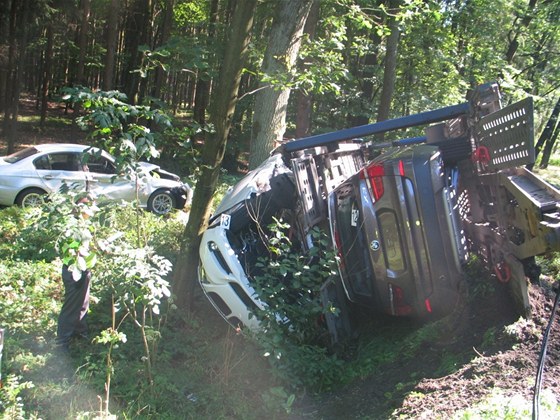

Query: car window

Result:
[378,210,406,272]
[3,147,39,163]
[34,153,83,171]
[85,154,116,174]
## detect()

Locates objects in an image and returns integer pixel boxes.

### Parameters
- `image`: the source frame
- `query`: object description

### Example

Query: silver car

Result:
[0,143,192,215]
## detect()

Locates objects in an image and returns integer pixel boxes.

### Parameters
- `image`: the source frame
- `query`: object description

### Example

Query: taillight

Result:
[389,284,412,316]
[361,163,385,200]
[333,229,346,270]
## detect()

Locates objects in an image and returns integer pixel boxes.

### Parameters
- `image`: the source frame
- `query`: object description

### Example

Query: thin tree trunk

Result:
[40,22,53,127]
[295,0,320,138]
[152,0,174,100]
[376,0,401,124]
[103,0,120,91]
[536,97,560,169]
[3,0,30,154]
[76,0,91,85]
[172,0,258,310]
[505,0,538,63]
[249,0,314,169]
[539,126,559,169]
[193,0,219,128]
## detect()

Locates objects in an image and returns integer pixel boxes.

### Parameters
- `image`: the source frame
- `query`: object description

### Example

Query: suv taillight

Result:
[333,229,346,270]
[361,163,385,200]
[389,284,412,316]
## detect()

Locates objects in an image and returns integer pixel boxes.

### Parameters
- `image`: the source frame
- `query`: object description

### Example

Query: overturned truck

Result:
[198,82,560,341]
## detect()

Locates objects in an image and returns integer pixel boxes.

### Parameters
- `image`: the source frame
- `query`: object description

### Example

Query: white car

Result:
[0,143,192,215]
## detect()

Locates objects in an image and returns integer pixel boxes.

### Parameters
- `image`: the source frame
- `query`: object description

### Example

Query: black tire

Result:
[148,189,176,215]
[16,188,47,207]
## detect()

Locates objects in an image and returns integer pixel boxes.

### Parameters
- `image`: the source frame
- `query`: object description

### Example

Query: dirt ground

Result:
[285,276,560,419]
[3,97,560,419]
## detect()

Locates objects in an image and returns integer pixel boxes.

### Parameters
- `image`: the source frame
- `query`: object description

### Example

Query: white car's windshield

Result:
[3,147,40,164]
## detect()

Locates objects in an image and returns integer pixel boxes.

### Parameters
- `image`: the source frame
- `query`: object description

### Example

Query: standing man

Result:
[56,265,91,351]
[55,193,96,352]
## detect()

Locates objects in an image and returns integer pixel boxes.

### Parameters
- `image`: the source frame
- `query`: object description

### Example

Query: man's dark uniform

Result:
[56,265,91,349]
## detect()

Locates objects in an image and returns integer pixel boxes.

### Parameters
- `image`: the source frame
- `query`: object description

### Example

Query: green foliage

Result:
[0,374,36,419]
[60,87,171,167]
[0,260,60,332]
[249,221,348,390]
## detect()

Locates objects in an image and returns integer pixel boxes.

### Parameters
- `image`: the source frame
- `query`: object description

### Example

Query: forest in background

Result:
[1,0,559,158]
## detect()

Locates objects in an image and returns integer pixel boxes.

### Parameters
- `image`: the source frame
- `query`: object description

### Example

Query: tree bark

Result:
[172,0,258,310]
[505,0,538,64]
[40,22,53,127]
[122,0,151,104]
[536,97,560,169]
[295,0,320,138]
[3,0,30,154]
[76,0,91,85]
[103,0,120,91]
[248,0,314,169]
[152,0,174,100]
[376,0,401,125]
[193,0,219,127]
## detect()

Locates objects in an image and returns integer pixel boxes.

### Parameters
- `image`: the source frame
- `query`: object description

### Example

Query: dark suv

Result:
[328,144,466,319]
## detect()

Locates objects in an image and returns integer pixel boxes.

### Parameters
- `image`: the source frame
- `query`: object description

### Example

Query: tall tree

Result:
[505,0,538,63]
[40,21,54,126]
[122,0,153,104]
[152,0,174,100]
[103,0,120,91]
[376,0,401,124]
[248,0,314,169]
[193,0,219,127]
[536,97,560,169]
[2,0,31,154]
[377,0,400,126]
[173,0,258,309]
[295,0,320,138]
[76,0,91,85]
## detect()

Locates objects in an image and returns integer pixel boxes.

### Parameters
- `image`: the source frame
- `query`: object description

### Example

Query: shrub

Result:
[249,221,347,390]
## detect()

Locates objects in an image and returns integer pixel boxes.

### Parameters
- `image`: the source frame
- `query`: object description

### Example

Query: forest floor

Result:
[289,278,560,419]
[2,97,560,419]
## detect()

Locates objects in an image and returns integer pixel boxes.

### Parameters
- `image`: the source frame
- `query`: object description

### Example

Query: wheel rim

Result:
[22,193,44,207]
[152,193,173,214]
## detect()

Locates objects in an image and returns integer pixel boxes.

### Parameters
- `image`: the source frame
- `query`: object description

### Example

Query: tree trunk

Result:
[248,0,314,169]
[172,0,258,310]
[103,0,120,91]
[539,127,559,169]
[122,0,151,104]
[505,0,538,63]
[192,0,219,128]
[295,0,320,138]
[40,22,53,127]
[376,0,401,125]
[536,97,560,169]
[3,0,30,154]
[152,0,174,100]
[76,0,91,85]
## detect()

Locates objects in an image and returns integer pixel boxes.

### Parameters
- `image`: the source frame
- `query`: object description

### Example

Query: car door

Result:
[33,152,89,194]
[85,154,137,202]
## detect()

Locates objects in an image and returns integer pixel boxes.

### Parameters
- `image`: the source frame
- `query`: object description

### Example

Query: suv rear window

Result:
[378,210,406,272]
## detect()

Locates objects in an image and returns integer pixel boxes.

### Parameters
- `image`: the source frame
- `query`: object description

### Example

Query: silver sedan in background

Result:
[0,143,192,215]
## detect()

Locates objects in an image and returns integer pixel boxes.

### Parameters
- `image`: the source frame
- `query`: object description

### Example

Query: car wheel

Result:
[148,189,176,215]
[16,188,47,207]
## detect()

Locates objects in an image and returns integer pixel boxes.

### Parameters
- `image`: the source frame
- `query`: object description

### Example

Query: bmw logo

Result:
[370,240,380,251]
